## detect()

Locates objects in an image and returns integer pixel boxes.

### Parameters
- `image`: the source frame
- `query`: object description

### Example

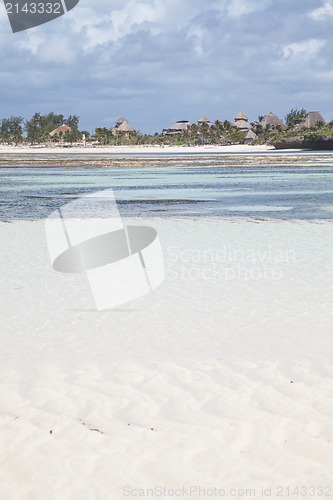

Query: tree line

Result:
[94,119,245,146]
[87,109,333,147]
[0,112,82,144]
[1,108,332,146]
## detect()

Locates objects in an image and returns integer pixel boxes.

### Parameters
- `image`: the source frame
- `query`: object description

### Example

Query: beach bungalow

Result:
[111,118,135,137]
[243,129,258,144]
[49,124,71,138]
[198,115,211,127]
[165,121,190,135]
[259,112,285,128]
[234,111,250,130]
[115,117,127,127]
[304,111,326,128]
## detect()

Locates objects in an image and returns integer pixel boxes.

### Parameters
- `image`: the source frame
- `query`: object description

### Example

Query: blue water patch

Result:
[0,163,332,220]
[224,205,294,212]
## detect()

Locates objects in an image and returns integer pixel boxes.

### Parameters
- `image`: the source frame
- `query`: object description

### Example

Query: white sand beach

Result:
[1,217,332,499]
[0,144,276,155]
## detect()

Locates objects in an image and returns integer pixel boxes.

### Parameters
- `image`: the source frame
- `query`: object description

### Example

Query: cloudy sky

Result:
[1,0,333,133]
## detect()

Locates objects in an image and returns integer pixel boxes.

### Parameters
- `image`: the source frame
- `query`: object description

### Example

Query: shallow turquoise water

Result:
[0,160,332,220]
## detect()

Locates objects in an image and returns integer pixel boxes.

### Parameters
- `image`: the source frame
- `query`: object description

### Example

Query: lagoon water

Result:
[0,153,333,220]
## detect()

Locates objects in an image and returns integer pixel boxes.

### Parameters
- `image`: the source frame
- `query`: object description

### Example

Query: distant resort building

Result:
[304,111,326,128]
[198,115,211,127]
[259,112,285,128]
[165,120,190,135]
[111,117,135,136]
[49,124,71,138]
[234,111,250,130]
[244,129,258,143]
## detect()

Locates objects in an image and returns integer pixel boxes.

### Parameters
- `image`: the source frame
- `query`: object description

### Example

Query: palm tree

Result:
[199,122,210,144]
[190,123,199,144]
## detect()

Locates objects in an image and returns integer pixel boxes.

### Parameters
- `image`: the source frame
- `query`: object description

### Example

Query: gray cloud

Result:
[0,0,332,133]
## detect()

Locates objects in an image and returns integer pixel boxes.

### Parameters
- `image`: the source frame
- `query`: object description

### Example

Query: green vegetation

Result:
[25,112,81,144]
[0,116,24,144]
[284,108,308,128]
[225,130,247,143]
[1,108,333,148]
[0,112,81,145]
[270,122,333,145]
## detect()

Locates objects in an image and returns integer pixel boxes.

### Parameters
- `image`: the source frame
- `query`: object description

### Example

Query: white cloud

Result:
[309,2,333,21]
[226,0,264,18]
[55,0,182,50]
[186,26,206,56]
[2,0,271,56]
[1,0,333,132]
[283,39,326,59]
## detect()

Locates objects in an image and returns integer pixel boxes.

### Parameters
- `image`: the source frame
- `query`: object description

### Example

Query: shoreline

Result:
[0,144,278,155]
[0,144,331,170]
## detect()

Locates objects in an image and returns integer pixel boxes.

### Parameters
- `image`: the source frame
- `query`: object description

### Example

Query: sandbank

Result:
[0,144,276,155]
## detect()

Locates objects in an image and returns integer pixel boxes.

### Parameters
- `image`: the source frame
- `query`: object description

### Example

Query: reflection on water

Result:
[0,158,332,220]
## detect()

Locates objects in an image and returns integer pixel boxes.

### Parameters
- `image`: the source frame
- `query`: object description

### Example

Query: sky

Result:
[1,0,333,134]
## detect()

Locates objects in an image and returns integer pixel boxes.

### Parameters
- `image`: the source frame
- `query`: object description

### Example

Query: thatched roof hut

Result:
[260,112,285,128]
[166,121,190,134]
[235,120,250,130]
[260,112,283,127]
[198,115,211,126]
[117,120,134,132]
[115,117,126,125]
[49,125,71,137]
[235,111,249,120]
[244,129,257,144]
[235,111,250,130]
[111,118,135,135]
[304,112,326,128]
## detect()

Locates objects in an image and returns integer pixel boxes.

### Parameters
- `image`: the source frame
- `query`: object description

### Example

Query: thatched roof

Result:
[116,117,126,125]
[111,118,135,133]
[235,111,249,121]
[117,120,134,132]
[198,115,210,124]
[49,125,71,137]
[304,112,326,128]
[235,119,250,130]
[168,121,190,131]
[244,129,257,141]
[260,112,285,128]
